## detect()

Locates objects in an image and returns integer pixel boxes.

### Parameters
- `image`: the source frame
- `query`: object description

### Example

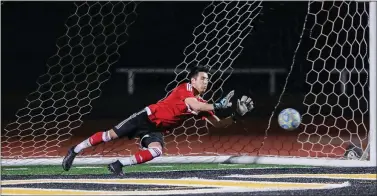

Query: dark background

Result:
[1,1,369,121]
[1,1,309,121]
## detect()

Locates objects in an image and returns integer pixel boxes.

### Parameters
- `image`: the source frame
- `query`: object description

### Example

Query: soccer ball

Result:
[278,108,301,130]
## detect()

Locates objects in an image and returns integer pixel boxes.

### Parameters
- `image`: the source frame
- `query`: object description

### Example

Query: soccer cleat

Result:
[62,146,78,171]
[108,160,124,176]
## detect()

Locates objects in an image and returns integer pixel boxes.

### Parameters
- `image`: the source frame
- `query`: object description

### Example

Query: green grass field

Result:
[1,163,312,176]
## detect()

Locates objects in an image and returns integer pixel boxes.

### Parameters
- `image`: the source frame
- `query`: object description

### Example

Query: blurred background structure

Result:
[2,2,309,120]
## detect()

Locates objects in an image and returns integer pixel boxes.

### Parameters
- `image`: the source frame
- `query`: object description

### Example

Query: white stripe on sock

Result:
[148,147,162,157]
[102,131,111,142]
[119,148,162,166]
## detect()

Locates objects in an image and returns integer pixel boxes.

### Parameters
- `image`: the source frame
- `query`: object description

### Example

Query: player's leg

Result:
[73,129,118,153]
[62,109,147,171]
[120,134,164,165]
[62,129,118,171]
[108,132,164,176]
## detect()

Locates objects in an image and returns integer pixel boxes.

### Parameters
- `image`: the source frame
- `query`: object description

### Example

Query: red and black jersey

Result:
[146,82,214,130]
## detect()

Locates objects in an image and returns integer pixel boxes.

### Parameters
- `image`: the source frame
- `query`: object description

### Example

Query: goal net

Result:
[2,1,141,165]
[2,1,376,167]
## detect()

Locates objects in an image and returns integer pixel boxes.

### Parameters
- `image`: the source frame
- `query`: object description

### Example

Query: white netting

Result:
[161,1,371,159]
[2,1,139,162]
[259,1,370,159]
[162,1,263,155]
[298,1,369,158]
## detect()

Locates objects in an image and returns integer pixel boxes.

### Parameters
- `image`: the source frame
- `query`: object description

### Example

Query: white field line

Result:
[149,166,174,168]
[3,168,28,171]
[75,166,103,169]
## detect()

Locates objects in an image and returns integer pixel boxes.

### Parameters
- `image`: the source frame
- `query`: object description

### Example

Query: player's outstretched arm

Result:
[205,95,255,128]
[185,97,216,111]
[185,90,234,112]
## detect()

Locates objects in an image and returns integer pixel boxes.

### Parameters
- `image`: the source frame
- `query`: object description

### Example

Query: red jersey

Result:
[146,83,214,130]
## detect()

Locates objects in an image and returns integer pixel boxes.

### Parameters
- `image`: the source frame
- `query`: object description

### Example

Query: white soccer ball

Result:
[278,108,301,130]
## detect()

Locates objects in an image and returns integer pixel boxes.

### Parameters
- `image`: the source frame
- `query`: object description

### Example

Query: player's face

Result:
[192,72,209,94]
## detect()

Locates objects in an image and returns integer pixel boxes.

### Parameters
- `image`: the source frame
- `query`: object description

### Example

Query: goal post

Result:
[2,1,376,167]
[368,1,377,167]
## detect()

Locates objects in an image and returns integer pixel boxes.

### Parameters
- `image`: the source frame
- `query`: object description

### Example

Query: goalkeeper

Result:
[62,65,254,176]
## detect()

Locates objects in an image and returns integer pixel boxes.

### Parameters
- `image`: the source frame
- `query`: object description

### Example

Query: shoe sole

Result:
[107,164,124,176]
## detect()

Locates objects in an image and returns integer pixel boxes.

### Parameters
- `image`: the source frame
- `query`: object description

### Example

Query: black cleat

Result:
[62,146,78,171]
[108,160,124,176]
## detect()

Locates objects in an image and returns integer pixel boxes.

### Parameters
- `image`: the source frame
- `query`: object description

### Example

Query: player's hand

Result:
[214,90,234,109]
[236,95,254,116]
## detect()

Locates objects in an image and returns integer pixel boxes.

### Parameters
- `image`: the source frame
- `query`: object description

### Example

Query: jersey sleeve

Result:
[177,83,195,100]
[197,98,215,120]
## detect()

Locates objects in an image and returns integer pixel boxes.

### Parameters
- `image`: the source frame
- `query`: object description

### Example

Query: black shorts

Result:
[113,108,164,148]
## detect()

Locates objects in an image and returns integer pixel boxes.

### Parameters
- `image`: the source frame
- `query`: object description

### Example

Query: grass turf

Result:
[1,163,312,175]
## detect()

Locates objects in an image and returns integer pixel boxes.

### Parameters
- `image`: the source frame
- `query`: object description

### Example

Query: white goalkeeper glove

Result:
[236,95,254,116]
[214,90,234,110]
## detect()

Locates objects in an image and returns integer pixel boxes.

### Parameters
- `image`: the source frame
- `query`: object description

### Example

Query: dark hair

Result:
[188,65,210,79]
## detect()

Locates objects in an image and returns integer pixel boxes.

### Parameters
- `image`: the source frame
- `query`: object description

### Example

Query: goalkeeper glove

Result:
[214,90,234,110]
[236,95,254,116]
[232,95,254,122]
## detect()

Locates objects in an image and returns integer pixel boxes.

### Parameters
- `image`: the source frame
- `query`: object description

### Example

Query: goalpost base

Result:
[2,156,375,167]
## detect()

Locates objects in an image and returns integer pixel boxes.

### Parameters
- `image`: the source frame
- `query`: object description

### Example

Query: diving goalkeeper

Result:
[62,65,254,176]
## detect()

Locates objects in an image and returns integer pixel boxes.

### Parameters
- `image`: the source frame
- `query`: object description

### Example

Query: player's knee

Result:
[141,134,164,148]
[108,129,119,140]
